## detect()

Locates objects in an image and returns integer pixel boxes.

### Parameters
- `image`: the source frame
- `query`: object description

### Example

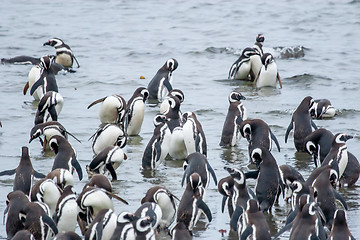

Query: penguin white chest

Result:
[99,96,123,124]
[127,100,145,136]
[235,61,251,80]
[28,65,42,100]
[256,63,278,88]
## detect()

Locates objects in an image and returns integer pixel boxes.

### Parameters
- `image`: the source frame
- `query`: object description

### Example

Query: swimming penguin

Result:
[34,91,64,125]
[30,178,61,215]
[310,98,336,119]
[228,47,257,80]
[177,173,212,231]
[29,121,81,151]
[53,186,78,233]
[240,199,271,240]
[217,175,235,218]
[285,96,317,152]
[278,164,305,202]
[0,146,45,196]
[182,111,207,156]
[170,221,193,240]
[43,38,80,68]
[182,152,217,189]
[49,135,83,180]
[147,58,178,102]
[219,90,247,147]
[90,124,127,155]
[135,202,163,230]
[141,186,179,229]
[53,232,82,240]
[239,118,281,159]
[10,230,36,240]
[142,114,171,170]
[86,145,127,181]
[88,95,127,125]
[246,147,282,212]
[254,53,282,88]
[125,87,149,136]
[328,209,355,239]
[133,216,156,240]
[159,89,185,116]
[83,174,113,193]
[46,168,74,190]
[304,128,334,167]
[84,208,117,240]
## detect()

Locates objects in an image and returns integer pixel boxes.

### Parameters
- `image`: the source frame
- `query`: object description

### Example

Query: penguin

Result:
[182,111,207,156]
[253,34,265,57]
[142,114,171,170]
[168,126,188,160]
[304,128,334,167]
[49,135,83,180]
[249,34,265,80]
[10,230,36,240]
[147,58,178,102]
[328,209,355,240]
[254,53,282,88]
[29,121,81,151]
[219,90,247,147]
[29,55,59,100]
[181,152,217,189]
[285,96,317,152]
[340,152,360,187]
[278,164,305,202]
[88,95,127,125]
[159,89,184,116]
[125,87,149,136]
[43,38,80,68]
[90,124,127,155]
[34,91,64,125]
[53,232,82,240]
[170,221,193,240]
[239,118,281,159]
[305,160,340,188]
[246,147,282,212]
[217,175,234,218]
[135,202,162,230]
[26,63,42,100]
[141,186,179,229]
[163,96,182,132]
[133,216,156,240]
[310,98,336,119]
[83,174,113,193]
[46,168,74,190]
[110,211,137,240]
[0,146,45,196]
[177,173,212,231]
[1,55,40,65]
[228,47,257,80]
[30,178,61,215]
[84,208,117,240]
[240,199,271,240]
[53,186,78,233]
[86,145,127,181]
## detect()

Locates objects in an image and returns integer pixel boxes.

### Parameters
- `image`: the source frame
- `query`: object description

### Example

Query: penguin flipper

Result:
[65,130,82,143]
[230,206,243,231]
[277,72,283,89]
[42,213,58,236]
[105,190,129,205]
[197,199,212,222]
[181,164,190,187]
[333,189,348,210]
[253,69,261,86]
[240,225,253,240]
[0,169,16,176]
[207,162,218,186]
[221,195,227,213]
[30,74,45,95]
[285,208,297,225]
[72,54,80,68]
[106,163,117,181]
[1,56,40,65]
[87,97,107,109]
[270,130,281,152]
[236,115,243,125]
[244,170,259,179]
[34,170,46,179]
[23,82,30,95]
[48,105,58,121]
[163,79,173,92]
[247,186,257,200]
[95,221,104,240]
[71,158,83,181]
[272,222,292,239]
[285,121,293,143]
[311,120,318,130]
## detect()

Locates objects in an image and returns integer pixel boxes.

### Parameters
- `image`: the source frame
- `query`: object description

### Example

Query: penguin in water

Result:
[310,98,336,119]
[228,47,258,80]
[217,175,234,218]
[159,89,184,116]
[83,174,113,193]
[249,34,265,80]
[253,34,265,57]
[278,164,304,202]
[285,96,317,152]
[53,186,78,233]
[0,146,45,196]
[133,216,156,240]
[49,135,83,180]
[34,91,64,125]
[182,111,207,156]
[142,114,171,170]
[89,124,127,155]
[43,37,80,68]
[86,145,127,181]
[147,58,178,102]
[170,221,193,240]
[88,95,127,125]
[328,209,355,239]
[125,87,149,136]
[46,168,74,191]
[30,178,61,215]
[110,211,137,240]
[254,53,282,88]
[219,90,247,147]
[84,208,117,240]
[163,95,182,132]
[304,128,334,167]
[135,202,163,230]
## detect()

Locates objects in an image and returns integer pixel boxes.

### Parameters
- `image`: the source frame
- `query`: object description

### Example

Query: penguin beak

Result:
[43,41,50,46]
[344,135,353,141]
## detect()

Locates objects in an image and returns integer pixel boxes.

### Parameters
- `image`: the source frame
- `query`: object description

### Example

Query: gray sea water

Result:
[1,0,360,239]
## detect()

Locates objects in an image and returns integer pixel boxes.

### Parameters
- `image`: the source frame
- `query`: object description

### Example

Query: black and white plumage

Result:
[163,96,182,132]
[83,174,113,193]
[53,232,82,240]
[133,216,156,240]
[49,135,83,180]
[310,98,336,119]
[110,211,137,240]
[253,34,265,57]
[90,124,127,155]
[228,47,257,80]
[278,165,305,202]
[135,202,163,230]
[219,90,247,147]
[147,58,178,102]
[88,95,127,125]
[34,91,64,125]
[86,146,127,181]
[125,87,149,136]
[142,114,171,170]
[0,146,45,196]
[217,175,234,218]
[285,96,317,152]
[170,221,193,240]
[84,208,117,240]
[43,37,80,68]
[254,53,282,88]
[182,111,207,156]
[46,168,74,190]
[159,89,184,116]
[304,128,334,167]
[328,209,355,240]
[10,230,36,240]
[168,126,187,160]
[30,178,61,215]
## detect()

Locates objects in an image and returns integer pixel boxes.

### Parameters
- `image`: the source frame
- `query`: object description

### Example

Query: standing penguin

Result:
[219,90,247,147]
[159,89,184,116]
[170,221,193,240]
[328,209,355,239]
[285,96,317,152]
[135,202,163,230]
[147,58,178,102]
[182,111,207,156]
[311,98,336,119]
[278,164,305,202]
[90,124,127,155]
[84,208,117,240]
[43,37,80,68]
[304,128,334,167]
[30,178,61,215]
[217,175,234,218]
[34,91,64,125]
[249,34,265,80]
[88,95,127,125]
[254,53,282,88]
[125,87,149,136]
[163,96,182,132]
[228,47,257,80]
[110,212,137,240]
[46,168,74,190]
[0,146,45,196]
[53,186,78,233]
[253,34,265,57]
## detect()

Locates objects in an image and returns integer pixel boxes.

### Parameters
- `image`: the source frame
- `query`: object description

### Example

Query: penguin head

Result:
[153,114,167,127]
[117,211,137,223]
[43,38,64,47]
[116,134,127,148]
[39,55,52,70]
[229,91,246,103]
[290,180,303,193]
[239,122,251,141]
[298,194,311,211]
[165,58,178,72]
[246,199,259,213]
[224,167,245,185]
[256,34,265,43]
[169,89,184,103]
[189,173,202,190]
[49,136,61,154]
[251,148,263,166]
[219,180,232,196]
[29,127,43,143]
[261,53,274,70]
[305,140,317,156]
[242,47,257,58]
[334,133,353,144]
[135,216,153,233]
[140,88,149,102]
[333,209,347,226]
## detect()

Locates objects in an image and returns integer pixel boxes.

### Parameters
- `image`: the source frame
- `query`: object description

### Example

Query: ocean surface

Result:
[1,0,360,239]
